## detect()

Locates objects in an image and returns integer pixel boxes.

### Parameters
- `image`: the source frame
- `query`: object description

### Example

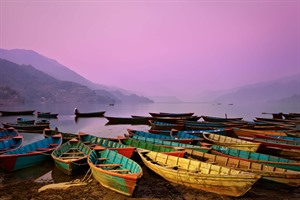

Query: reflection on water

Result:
[1,101,299,139]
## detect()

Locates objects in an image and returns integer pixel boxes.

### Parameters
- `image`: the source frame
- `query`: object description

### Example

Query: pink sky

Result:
[0,0,299,101]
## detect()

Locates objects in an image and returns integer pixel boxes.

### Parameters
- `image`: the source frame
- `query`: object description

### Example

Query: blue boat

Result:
[0,134,62,171]
[210,144,300,171]
[0,128,23,154]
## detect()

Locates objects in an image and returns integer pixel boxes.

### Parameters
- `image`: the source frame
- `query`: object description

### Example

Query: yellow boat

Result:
[202,132,261,152]
[184,149,300,187]
[138,150,261,197]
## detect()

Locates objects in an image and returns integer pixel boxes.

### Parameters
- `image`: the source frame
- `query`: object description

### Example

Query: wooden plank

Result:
[108,169,130,173]
[96,163,122,167]
[97,158,109,161]
[49,143,58,147]
[62,152,84,155]
[59,156,86,159]
[68,148,78,150]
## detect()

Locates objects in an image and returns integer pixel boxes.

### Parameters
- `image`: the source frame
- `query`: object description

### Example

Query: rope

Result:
[81,167,92,183]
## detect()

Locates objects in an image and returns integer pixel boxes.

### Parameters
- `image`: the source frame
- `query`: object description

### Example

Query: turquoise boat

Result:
[88,147,143,196]
[127,135,210,152]
[78,132,135,158]
[210,145,300,171]
[0,136,23,154]
[0,127,21,139]
[0,134,62,172]
[52,138,91,175]
[119,136,185,157]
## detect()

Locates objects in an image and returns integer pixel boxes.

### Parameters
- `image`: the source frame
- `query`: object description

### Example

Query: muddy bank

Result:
[0,160,300,200]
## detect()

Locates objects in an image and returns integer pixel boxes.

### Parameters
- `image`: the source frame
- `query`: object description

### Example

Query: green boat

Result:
[210,145,300,171]
[88,147,143,196]
[119,136,185,157]
[78,132,135,158]
[127,135,210,152]
[51,138,91,175]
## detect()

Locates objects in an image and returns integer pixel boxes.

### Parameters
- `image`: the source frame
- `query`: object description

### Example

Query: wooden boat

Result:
[43,128,77,143]
[202,132,261,152]
[210,145,300,171]
[126,135,211,152]
[105,116,150,125]
[201,115,243,122]
[37,112,58,118]
[233,128,288,137]
[51,138,91,175]
[138,150,261,197]
[88,147,143,196]
[78,132,135,158]
[0,134,62,171]
[238,136,300,151]
[152,116,201,124]
[183,149,300,187]
[0,127,20,139]
[0,110,35,116]
[74,108,105,117]
[149,112,194,117]
[127,129,203,144]
[0,128,23,154]
[16,117,35,124]
[2,122,50,131]
[119,136,185,157]
[149,120,185,131]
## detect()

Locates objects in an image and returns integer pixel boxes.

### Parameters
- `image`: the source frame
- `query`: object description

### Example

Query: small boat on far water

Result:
[74,108,105,117]
[0,110,35,116]
[37,112,58,118]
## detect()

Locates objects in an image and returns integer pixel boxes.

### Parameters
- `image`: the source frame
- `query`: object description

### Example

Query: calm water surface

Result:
[0,101,298,145]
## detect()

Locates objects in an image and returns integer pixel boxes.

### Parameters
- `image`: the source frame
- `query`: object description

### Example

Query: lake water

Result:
[0,101,299,145]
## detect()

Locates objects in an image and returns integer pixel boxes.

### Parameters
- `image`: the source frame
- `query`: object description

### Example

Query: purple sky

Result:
[0,1,299,101]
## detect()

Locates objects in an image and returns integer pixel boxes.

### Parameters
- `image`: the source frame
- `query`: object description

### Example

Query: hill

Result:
[0,48,153,104]
[214,74,300,105]
[0,59,115,104]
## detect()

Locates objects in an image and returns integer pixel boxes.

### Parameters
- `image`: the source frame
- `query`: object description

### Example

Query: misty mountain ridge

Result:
[0,59,116,104]
[0,48,153,104]
[213,73,300,105]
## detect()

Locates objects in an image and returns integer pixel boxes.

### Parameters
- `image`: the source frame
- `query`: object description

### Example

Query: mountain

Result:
[214,74,300,105]
[0,59,115,104]
[0,48,153,103]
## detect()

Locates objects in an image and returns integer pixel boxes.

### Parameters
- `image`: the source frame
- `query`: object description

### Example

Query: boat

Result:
[0,128,23,154]
[0,134,62,171]
[210,145,300,171]
[2,122,50,131]
[88,147,143,196]
[202,132,261,152]
[78,132,135,158]
[0,127,20,139]
[238,136,300,150]
[118,136,186,157]
[74,108,105,117]
[126,135,211,152]
[43,128,77,143]
[51,138,91,175]
[0,110,35,116]
[149,112,194,118]
[201,115,243,122]
[127,129,203,144]
[233,128,288,137]
[149,120,185,131]
[137,150,261,197]
[183,149,300,187]
[105,116,150,125]
[37,112,58,118]
[16,118,35,124]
